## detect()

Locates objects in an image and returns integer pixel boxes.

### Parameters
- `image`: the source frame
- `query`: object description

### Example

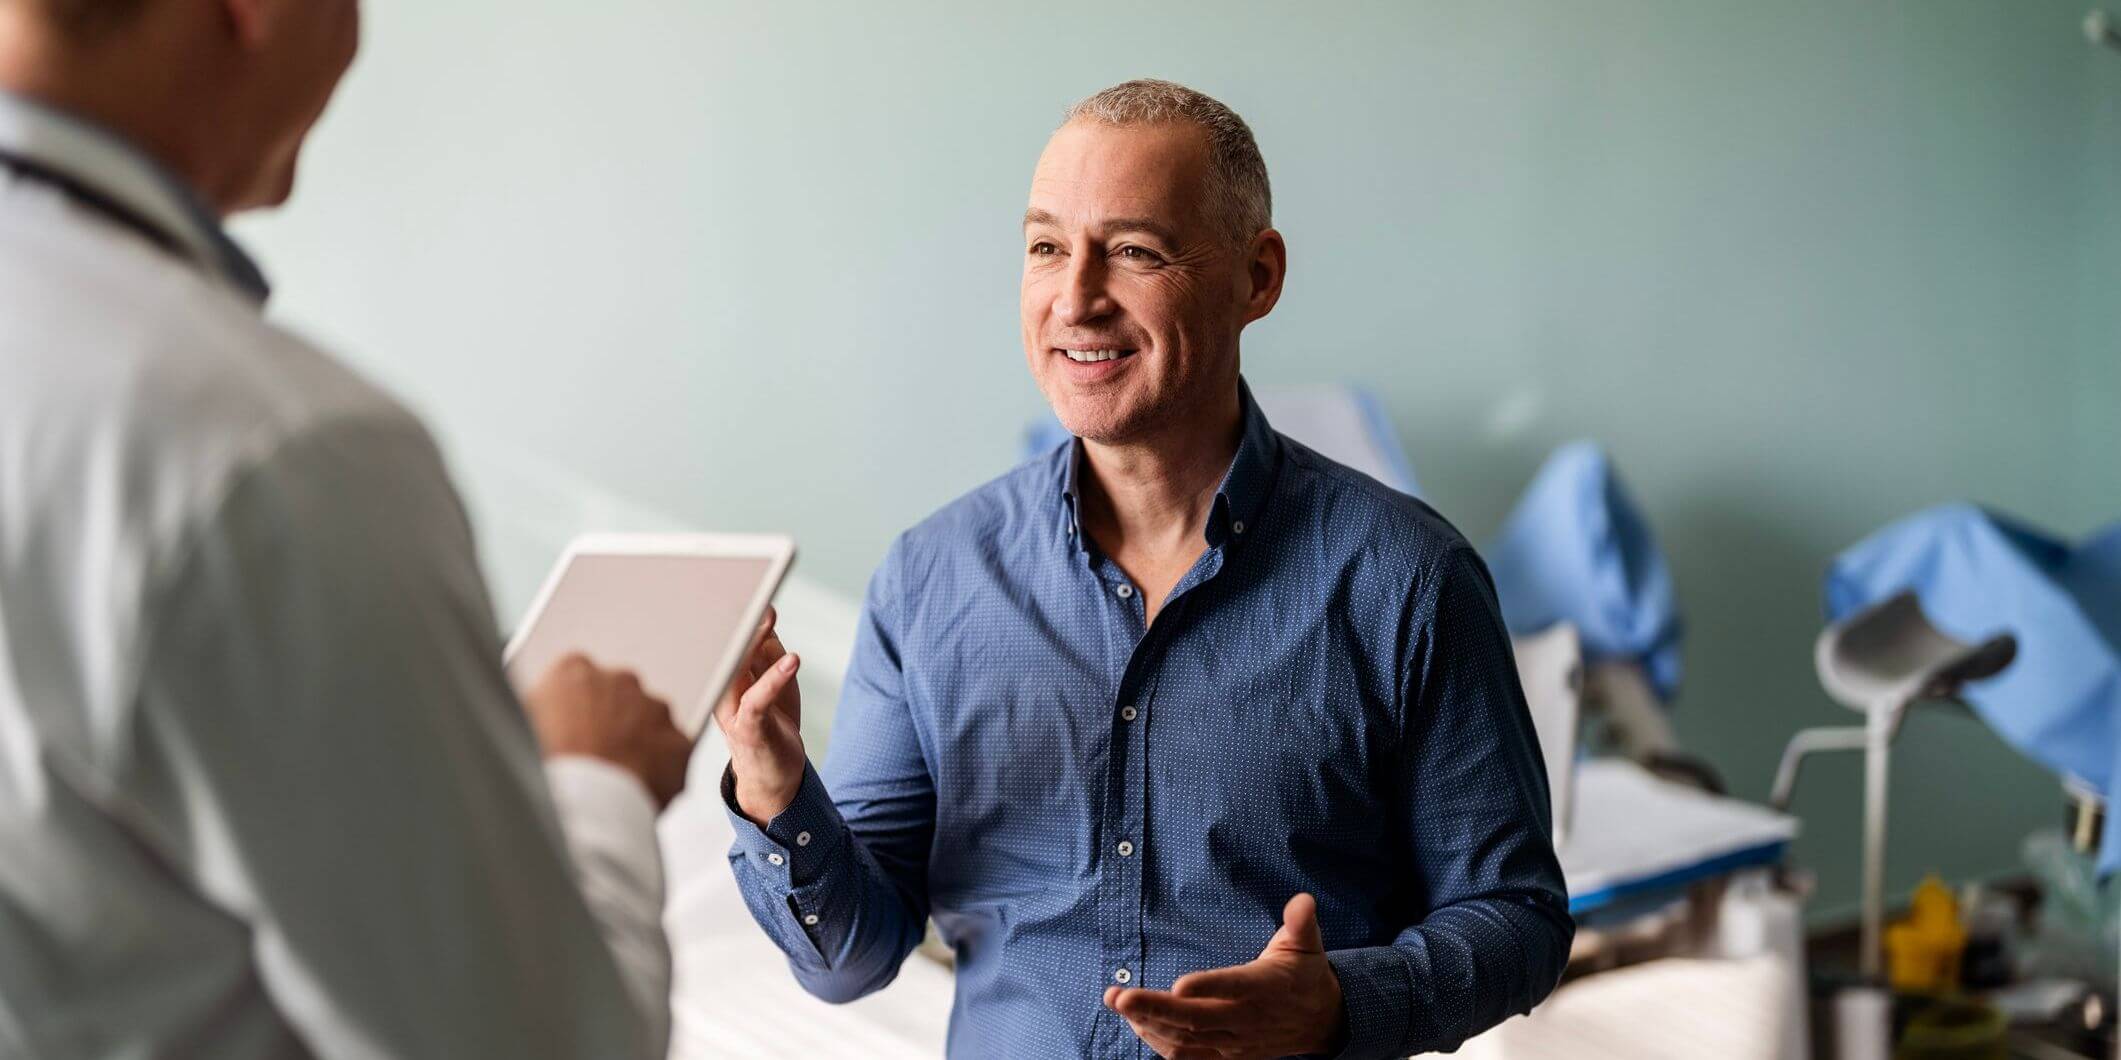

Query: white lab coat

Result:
[0,93,670,1058]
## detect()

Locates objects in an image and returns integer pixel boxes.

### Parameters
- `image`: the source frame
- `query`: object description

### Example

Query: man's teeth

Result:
[1064,349,1127,363]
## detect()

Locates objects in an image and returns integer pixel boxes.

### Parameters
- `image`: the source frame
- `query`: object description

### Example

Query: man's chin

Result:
[1052,403,1149,447]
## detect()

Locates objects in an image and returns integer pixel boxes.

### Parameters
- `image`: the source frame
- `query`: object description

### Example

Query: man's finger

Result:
[1130,1012,1245,1047]
[1165,1046,1228,1060]
[1113,987,1246,1032]
[1115,1015,1221,1060]
[737,651,800,718]
[713,661,751,722]
[713,613,780,725]
[1264,892,1324,956]
[739,608,777,668]
[755,627,789,669]
[1171,962,1272,1000]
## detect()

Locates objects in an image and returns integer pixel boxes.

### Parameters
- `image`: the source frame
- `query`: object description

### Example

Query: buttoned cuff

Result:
[1326,946,1414,1060]
[720,760,844,890]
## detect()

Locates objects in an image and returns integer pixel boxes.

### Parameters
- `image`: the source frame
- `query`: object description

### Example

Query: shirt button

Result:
[1115,584,1134,599]
[1116,840,1135,857]
[796,831,813,847]
[1114,968,1132,985]
[803,913,820,926]
[1120,705,1138,722]
[767,853,785,866]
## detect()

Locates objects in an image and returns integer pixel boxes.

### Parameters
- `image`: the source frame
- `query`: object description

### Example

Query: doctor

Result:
[0,1,717,1057]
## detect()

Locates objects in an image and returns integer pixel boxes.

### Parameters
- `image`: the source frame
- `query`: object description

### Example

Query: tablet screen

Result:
[504,547,786,736]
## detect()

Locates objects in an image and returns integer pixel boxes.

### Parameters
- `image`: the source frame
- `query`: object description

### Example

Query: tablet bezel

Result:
[502,532,796,737]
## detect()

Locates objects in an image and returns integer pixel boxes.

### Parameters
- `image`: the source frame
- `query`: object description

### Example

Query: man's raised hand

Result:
[714,607,806,825]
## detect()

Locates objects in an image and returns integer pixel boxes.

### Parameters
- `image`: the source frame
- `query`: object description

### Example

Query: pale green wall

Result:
[237,0,2119,922]
[2076,34,2121,528]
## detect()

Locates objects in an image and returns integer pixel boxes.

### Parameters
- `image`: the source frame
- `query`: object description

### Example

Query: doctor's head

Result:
[1022,80,1286,447]
[0,0,361,213]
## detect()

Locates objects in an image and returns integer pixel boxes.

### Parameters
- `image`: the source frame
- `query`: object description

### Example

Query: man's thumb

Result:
[1264,892,1324,956]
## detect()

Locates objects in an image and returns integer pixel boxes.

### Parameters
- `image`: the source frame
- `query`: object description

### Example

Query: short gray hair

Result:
[1062,79,1272,249]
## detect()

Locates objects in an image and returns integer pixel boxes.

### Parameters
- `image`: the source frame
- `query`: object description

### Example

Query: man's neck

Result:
[0,15,228,214]
[1078,386,1244,559]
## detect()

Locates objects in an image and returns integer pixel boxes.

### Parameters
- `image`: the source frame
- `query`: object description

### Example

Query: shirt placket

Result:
[1087,551,1146,1058]
[1087,546,1222,1059]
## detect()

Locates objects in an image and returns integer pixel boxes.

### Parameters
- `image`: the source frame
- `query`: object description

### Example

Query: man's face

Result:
[228,0,360,211]
[1021,121,1253,445]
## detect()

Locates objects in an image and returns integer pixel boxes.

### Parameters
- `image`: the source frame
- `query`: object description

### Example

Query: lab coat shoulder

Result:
[0,198,449,774]
[9,208,422,513]
[0,192,665,1060]
[0,191,427,498]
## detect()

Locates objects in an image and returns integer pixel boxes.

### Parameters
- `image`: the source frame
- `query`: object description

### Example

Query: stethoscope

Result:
[0,145,268,300]
[0,146,192,263]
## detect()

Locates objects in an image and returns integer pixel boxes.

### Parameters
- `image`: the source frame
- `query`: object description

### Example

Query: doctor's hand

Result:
[524,654,696,810]
[1105,893,1346,1060]
[715,607,806,826]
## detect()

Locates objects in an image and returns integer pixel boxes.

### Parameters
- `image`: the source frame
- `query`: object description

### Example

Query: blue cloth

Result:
[1485,441,1683,700]
[1825,504,2121,874]
[726,381,1572,1058]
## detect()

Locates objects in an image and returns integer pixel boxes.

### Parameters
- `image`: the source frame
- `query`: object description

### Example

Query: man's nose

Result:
[1054,253,1115,327]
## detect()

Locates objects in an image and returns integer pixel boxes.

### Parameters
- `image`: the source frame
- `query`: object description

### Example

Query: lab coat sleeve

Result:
[544,756,671,1051]
[1326,548,1575,1059]
[722,538,933,1003]
[124,414,666,1059]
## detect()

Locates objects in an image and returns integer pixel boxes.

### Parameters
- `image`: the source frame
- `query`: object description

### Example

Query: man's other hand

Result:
[524,654,695,810]
[713,607,805,826]
[1105,893,1346,1060]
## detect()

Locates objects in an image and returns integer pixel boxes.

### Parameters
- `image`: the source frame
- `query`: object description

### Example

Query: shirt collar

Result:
[1057,376,1283,552]
[0,91,270,303]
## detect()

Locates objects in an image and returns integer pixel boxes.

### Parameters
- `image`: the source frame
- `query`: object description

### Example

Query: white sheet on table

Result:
[1562,759,1798,903]
[659,732,954,1059]
[1456,955,1796,1060]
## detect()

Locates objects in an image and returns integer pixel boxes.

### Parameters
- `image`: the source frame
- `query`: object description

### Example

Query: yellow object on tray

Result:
[1885,875,1967,994]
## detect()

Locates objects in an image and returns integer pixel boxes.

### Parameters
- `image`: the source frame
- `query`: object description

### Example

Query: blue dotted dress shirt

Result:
[725,380,1573,1058]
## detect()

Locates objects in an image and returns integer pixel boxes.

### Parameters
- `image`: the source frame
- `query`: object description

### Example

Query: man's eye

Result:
[1029,242,1060,256]
[1115,245,1161,263]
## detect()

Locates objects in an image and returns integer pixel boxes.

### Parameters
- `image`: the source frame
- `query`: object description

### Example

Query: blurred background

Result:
[233,2,2119,1055]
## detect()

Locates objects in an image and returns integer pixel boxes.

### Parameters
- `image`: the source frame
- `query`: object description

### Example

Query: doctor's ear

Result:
[218,0,279,49]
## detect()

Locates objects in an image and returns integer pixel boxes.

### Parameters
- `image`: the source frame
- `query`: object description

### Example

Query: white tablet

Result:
[502,533,796,737]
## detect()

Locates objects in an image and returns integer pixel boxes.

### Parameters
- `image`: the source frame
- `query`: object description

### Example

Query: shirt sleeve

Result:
[722,539,934,1003]
[1327,547,1575,1059]
[544,756,671,1051]
[121,415,665,1059]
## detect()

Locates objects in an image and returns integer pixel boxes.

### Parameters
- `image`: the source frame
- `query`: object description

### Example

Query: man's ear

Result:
[218,0,275,49]
[1243,228,1287,325]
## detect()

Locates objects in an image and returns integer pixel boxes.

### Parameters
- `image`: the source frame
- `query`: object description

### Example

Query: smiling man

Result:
[718,79,1573,1058]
